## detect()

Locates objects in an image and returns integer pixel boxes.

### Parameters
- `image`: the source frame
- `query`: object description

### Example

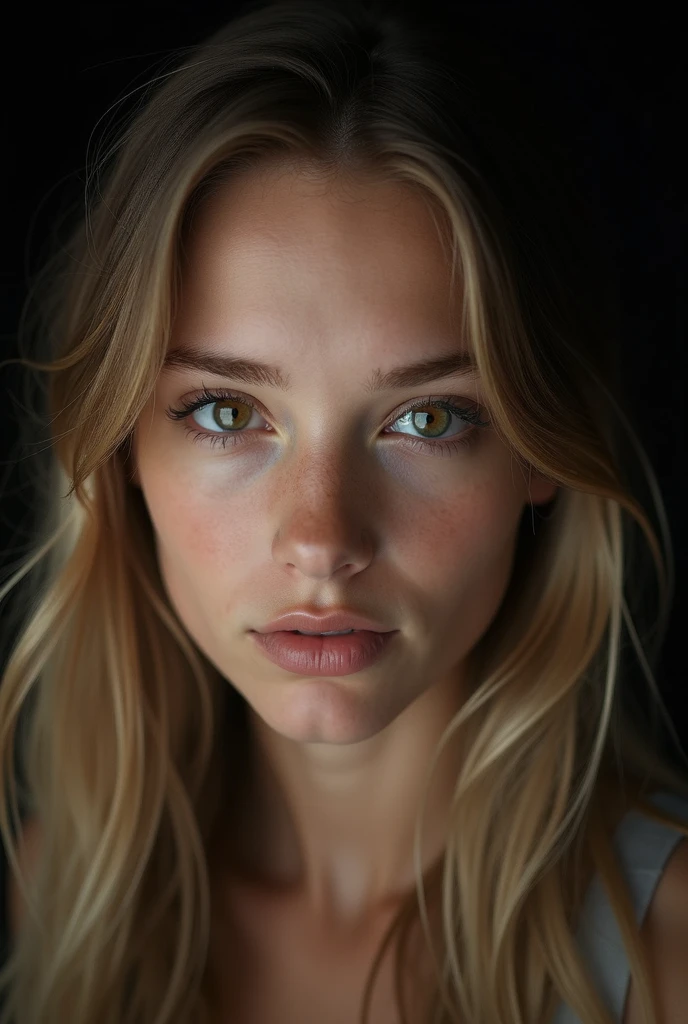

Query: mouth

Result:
[249,625,399,676]
[287,629,359,636]
[253,609,393,635]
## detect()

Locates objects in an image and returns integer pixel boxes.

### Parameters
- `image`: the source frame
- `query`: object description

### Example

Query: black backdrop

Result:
[2,1,686,750]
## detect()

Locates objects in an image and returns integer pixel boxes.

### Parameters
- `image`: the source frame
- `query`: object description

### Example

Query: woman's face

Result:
[133,161,557,744]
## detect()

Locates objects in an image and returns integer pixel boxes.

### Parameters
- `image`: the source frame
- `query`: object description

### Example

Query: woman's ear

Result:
[527,468,559,507]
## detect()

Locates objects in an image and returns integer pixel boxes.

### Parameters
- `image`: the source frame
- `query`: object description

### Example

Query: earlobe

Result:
[528,469,559,507]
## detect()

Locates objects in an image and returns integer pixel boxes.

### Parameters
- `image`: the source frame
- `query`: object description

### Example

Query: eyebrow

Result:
[162,347,478,393]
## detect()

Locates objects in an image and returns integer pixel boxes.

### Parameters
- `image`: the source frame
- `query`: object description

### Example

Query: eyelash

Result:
[165,386,491,457]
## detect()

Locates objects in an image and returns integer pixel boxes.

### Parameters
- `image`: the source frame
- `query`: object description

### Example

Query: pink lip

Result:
[249,629,398,676]
[253,607,394,635]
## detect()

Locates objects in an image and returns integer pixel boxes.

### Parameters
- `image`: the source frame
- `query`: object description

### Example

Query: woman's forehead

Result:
[176,170,459,339]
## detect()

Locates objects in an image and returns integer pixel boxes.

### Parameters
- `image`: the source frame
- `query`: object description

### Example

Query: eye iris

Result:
[213,400,252,430]
[409,405,450,438]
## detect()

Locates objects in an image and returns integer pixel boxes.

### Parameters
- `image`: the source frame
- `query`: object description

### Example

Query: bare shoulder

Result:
[623,834,688,1024]
[5,816,43,939]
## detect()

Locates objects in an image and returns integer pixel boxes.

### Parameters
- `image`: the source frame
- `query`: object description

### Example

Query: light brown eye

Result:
[212,398,254,430]
[395,403,453,439]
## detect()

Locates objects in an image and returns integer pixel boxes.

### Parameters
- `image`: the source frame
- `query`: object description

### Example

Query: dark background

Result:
[1,1,686,750]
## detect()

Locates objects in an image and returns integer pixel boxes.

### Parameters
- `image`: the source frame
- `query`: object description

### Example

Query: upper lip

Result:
[253,608,395,634]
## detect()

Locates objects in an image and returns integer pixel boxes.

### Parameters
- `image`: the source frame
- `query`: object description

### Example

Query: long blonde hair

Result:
[1,1,687,1021]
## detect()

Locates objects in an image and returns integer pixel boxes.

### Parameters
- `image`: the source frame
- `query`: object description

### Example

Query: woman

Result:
[0,1,686,1021]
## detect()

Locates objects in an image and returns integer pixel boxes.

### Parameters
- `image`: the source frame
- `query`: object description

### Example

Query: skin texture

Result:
[131,158,559,940]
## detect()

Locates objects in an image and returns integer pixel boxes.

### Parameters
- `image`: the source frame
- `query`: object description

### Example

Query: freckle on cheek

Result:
[183,520,222,559]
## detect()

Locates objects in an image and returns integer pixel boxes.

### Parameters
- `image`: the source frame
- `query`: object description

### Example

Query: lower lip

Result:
[249,630,398,676]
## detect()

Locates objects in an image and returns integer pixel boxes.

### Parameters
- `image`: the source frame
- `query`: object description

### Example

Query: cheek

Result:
[389,474,523,588]
[135,421,279,571]
[152,509,255,629]
[387,474,525,655]
[136,459,261,654]
[161,494,255,568]
[139,449,255,568]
